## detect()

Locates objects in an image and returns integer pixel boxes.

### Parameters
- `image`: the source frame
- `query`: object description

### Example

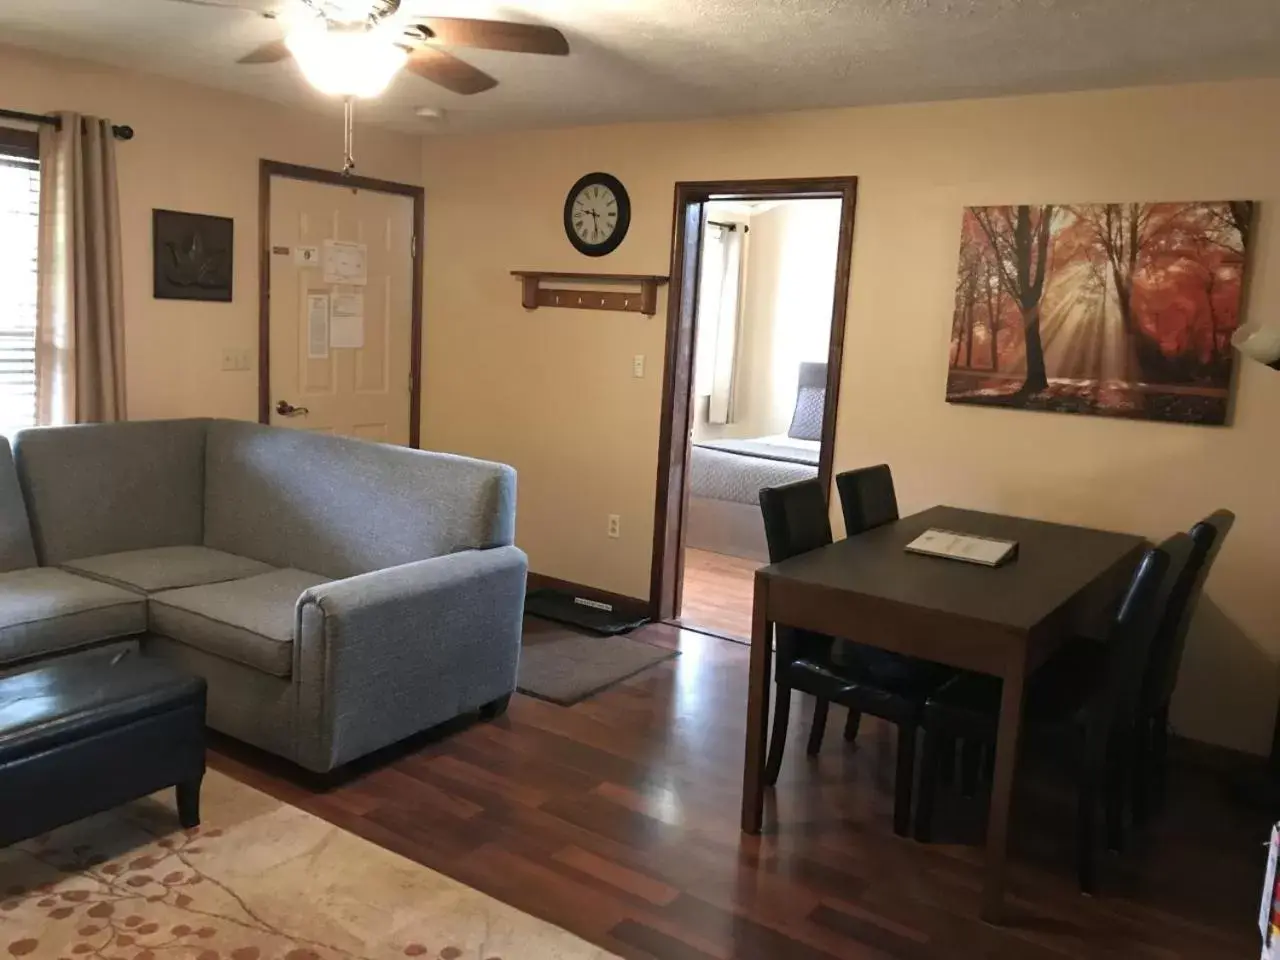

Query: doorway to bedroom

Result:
[649,178,857,642]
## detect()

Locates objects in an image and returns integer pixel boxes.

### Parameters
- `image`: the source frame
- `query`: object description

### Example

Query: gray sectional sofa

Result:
[0,419,527,772]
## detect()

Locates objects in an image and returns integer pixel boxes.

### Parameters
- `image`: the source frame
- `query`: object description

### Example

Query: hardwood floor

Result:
[679,548,758,641]
[211,621,1266,960]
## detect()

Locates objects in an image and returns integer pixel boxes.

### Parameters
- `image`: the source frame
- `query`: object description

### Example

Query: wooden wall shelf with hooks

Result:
[512,271,670,316]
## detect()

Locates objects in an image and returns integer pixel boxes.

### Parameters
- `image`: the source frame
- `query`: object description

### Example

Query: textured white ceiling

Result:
[3,0,1280,134]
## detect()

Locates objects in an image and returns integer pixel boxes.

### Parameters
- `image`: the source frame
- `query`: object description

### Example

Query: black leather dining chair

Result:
[822,464,903,748]
[836,464,899,535]
[1132,509,1234,823]
[758,477,953,836]
[913,536,1188,894]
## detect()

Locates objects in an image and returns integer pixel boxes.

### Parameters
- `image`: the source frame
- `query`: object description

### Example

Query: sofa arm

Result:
[293,545,527,772]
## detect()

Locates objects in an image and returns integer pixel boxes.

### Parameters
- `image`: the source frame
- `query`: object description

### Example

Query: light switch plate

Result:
[632,354,645,378]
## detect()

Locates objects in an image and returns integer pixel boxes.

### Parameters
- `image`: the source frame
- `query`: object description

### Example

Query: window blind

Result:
[0,149,39,436]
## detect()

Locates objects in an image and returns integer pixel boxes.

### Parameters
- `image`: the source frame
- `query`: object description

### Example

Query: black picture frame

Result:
[564,172,631,257]
[153,208,233,302]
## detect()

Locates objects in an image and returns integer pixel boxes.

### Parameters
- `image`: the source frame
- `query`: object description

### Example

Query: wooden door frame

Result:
[648,176,859,622]
[258,159,425,447]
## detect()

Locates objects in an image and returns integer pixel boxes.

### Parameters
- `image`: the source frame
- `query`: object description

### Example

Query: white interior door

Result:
[268,175,415,444]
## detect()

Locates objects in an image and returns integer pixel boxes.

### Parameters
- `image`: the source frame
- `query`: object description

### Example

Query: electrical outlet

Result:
[607,514,621,539]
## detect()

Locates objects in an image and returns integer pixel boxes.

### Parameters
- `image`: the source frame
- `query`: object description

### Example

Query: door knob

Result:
[275,400,310,417]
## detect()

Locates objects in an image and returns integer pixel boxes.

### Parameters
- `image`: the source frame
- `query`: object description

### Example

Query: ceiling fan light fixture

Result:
[285,21,408,97]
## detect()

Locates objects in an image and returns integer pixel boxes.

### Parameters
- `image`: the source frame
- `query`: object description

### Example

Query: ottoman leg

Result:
[176,777,203,829]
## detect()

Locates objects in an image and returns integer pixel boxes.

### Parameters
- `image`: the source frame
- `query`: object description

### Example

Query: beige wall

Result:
[0,44,422,422]
[421,80,1280,755]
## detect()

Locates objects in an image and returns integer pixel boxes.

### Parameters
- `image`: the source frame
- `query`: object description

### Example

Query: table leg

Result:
[981,647,1028,923]
[741,575,772,834]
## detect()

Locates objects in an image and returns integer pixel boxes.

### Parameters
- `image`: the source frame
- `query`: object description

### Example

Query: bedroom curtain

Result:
[695,222,745,424]
[36,112,127,425]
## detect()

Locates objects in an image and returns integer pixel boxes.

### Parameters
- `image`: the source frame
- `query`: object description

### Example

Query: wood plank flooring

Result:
[679,548,758,641]
[211,621,1266,960]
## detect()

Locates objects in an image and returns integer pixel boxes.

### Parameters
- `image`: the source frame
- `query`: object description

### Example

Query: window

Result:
[0,128,39,436]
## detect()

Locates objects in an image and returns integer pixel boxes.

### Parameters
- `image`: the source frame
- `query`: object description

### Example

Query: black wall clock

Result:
[564,172,630,257]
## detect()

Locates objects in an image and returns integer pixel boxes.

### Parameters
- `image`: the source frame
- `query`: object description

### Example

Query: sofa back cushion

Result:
[203,420,516,578]
[14,420,208,564]
[0,437,37,573]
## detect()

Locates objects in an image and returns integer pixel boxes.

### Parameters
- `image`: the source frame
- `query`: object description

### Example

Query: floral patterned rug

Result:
[0,771,618,960]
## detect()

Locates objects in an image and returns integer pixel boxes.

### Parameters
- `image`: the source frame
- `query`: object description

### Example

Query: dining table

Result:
[741,505,1147,922]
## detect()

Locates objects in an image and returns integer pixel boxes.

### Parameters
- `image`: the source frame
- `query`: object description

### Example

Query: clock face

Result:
[564,173,630,256]
[571,183,619,246]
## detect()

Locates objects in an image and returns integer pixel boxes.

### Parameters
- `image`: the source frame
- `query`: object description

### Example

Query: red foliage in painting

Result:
[946,201,1252,424]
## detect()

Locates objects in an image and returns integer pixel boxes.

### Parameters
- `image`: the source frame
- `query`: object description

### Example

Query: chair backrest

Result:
[835,464,899,535]
[1088,536,1188,748]
[1143,509,1235,712]
[758,478,832,563]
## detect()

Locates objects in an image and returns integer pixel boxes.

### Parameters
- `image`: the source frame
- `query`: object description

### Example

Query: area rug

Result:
[0,771,619,960]
[518,620,678,706]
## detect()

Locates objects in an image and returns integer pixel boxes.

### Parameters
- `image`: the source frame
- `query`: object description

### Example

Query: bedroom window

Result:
[0,127,39,436]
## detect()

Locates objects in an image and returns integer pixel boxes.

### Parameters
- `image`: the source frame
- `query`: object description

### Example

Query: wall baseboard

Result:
[525,573,651,621]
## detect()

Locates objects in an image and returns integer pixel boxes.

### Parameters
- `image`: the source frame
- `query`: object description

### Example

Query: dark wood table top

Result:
[758,506,1147,636]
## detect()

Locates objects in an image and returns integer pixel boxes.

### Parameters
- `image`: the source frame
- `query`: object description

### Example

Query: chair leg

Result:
[1152,702,1170,814]
[893,723,918,838]
[764,684,792,786]
[1105,736,1127,854]
[960,738,982,798]
[938,733,956,786]
[807,699,830,757]
[1077,768,1098,895]
[843,709,862,743]
[1132,715,1150,828]
[914,726,941,842]
[890,727,921,839]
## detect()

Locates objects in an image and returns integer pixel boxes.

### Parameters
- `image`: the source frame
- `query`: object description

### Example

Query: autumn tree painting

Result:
[946,201,1254,424]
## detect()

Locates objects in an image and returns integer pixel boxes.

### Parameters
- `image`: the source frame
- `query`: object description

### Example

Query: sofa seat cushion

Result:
[149,568,329,678]
[63,546,274,594]
[0,568,147,667]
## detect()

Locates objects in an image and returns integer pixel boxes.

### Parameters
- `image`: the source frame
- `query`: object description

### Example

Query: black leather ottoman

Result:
[0,649,206,848]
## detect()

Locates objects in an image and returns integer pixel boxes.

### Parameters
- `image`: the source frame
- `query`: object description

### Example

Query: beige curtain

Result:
[694,222,745,425]
[36,113,127,424]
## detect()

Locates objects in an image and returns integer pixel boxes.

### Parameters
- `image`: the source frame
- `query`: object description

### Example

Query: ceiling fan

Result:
[166,0,570,97]
[166,0,568,173]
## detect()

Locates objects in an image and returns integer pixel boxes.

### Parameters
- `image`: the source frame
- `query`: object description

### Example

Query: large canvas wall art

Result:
[945,202,1254,425]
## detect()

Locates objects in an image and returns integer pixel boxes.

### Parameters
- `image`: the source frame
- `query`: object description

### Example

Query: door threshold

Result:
[666,619,750,646]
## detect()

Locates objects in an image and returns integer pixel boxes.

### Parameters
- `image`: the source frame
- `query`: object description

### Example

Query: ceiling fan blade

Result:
[164,0,274,13]
[405,47,498,95]
[238,40,291,64]
[417,17,569,56]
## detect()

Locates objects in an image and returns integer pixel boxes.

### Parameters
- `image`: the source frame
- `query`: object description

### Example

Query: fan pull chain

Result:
[342,96,356,177]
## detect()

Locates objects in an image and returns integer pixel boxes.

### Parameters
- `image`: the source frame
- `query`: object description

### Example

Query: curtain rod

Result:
[0,108,134,141]
[707,220,748,232]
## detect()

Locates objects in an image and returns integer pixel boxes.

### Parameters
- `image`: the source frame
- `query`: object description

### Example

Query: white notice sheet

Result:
[323,240,368,285]
[904,528,1017,567]
[306,294,329,359]
[329,292,364,348]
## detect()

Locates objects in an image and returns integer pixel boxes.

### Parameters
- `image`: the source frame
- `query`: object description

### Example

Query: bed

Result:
[685,363,826,561]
